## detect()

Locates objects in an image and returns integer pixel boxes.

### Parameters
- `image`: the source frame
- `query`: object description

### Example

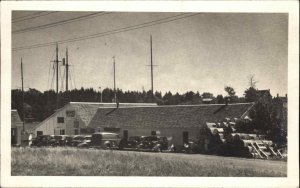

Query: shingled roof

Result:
[36,102,158,128]
[88,103,254,129]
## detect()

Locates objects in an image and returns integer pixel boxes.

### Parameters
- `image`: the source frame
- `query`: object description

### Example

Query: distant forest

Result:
[12,87,251,122]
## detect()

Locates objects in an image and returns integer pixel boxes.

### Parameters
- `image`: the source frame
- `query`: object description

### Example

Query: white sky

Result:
[11,12,288,97]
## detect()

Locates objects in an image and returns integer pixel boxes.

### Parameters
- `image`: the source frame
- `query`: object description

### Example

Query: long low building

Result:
[34,102,158,136]
[33,102,254,148]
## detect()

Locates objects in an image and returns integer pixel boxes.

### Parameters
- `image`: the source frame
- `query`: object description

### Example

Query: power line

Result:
[12,11,46,20]
[12,12,57,23]
[13,12,110,34]
[13,13,201,51]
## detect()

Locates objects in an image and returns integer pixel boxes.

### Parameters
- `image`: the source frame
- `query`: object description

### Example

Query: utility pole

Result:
[146,35,158,102]
[65,47,69,92]
[150,35,153,94]
[112,56,117,103]
[55,43,60,110]
[99,87,103,103]
[21,58,25,134]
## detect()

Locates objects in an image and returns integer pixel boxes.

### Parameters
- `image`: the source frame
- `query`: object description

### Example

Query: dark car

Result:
[65,135,74,147]
[71,135,85,147]
[89,132,121,149]
[119,136,142,150]
[182,139,200,154]
[138,136,169,152]
[77,135,92,148]
[31,135,56,147]
[53,135,68,146]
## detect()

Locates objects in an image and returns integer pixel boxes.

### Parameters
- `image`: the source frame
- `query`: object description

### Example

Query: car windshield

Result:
[159,137,167,142]
[85,137,91,140]
[54,136,62,140]
[74,136,84,141]
[129,137,141,141]
[145,136,158,141]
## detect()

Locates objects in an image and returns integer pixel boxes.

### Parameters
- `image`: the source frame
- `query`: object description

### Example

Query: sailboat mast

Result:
[21,58,25,134]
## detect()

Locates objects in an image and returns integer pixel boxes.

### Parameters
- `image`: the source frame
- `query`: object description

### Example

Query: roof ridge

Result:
[70,102,157,105]
[95,102,254,109]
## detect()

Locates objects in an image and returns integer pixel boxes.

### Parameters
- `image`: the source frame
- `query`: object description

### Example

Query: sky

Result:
[11,12,288,97]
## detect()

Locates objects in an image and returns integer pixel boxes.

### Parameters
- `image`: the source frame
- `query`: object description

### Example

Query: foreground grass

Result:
[11,147,286,176]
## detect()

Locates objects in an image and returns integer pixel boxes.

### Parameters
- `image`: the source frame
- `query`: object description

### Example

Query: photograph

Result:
[10,10,288,177]
[1,1,299,188]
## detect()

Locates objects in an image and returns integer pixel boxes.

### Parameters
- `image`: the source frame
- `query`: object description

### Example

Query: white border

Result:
[1,1,299,187]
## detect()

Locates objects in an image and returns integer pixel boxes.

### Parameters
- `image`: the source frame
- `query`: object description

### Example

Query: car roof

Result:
[93,132,118,135]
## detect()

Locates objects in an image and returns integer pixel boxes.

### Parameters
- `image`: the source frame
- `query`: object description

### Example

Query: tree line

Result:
[11,85,254,122]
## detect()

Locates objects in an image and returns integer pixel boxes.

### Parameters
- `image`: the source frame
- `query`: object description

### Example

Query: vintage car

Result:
[71,135,86,147]
[31,135,56,147]
[77,135,92,148]
[137,135,169,152]
[89,132,121,149]
[118,136,143,150]
[182,139,201,154]
[53,135,70,146]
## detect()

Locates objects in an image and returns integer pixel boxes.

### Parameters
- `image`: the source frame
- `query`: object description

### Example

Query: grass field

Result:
[11,147,287,176]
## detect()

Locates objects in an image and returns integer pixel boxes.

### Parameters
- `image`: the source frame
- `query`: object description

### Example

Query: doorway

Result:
[183,131,189,144]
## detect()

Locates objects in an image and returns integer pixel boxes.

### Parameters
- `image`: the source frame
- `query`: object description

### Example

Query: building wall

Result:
[11,110,23,146]
[34,104,87,136]
[11,125,22,146]
[98,126,200,148]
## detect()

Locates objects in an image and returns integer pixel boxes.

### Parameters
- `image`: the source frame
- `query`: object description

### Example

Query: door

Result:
[11,128,17,145]
[123,130,128,140]
[183,131,189,144]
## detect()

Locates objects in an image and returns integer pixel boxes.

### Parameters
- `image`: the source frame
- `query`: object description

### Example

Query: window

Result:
[151,131,156,136]
[104,127,120,132]
[57,117,64,123]
[74,129,79,135]
[60,129,65,135]
[37,131,43,136]
[74,121,79,128]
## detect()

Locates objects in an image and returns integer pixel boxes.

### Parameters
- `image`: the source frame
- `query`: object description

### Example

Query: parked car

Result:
[137,135,169,152]
[119,136,143,150]
[77,135,92,148]
[54,135,70,146]
[71,135,85,147]
[89,132,121,149]
[65,135,74,147]
[31,135,56,147]
[182,139,200,154]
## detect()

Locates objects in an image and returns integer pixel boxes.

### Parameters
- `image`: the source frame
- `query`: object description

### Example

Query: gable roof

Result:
[88,103,254,129]
[36,102,158,128]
